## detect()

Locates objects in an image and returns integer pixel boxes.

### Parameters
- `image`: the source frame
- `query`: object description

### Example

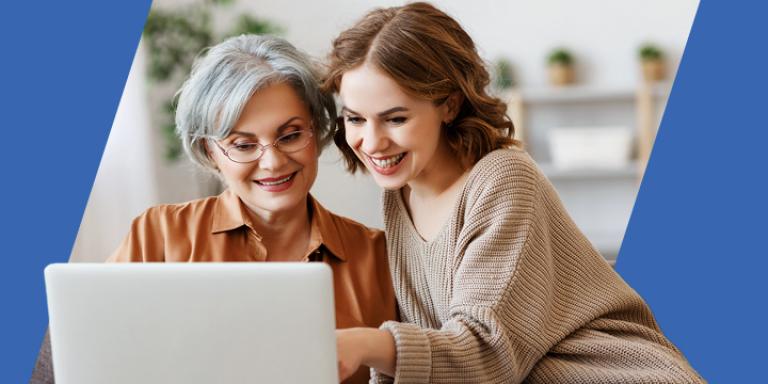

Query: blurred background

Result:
[70,0,698,263]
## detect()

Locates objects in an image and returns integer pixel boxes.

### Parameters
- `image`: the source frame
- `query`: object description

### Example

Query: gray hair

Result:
[175,34,337,170]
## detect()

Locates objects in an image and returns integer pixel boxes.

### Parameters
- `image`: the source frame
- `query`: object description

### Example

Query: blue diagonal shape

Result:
[617,1,768,382]
[0,1,151,381]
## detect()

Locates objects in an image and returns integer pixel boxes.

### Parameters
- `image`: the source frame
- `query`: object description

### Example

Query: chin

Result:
[239,185,308,215]
[260,194,307,213]
[270,187,306,203]
[369,172,409,191]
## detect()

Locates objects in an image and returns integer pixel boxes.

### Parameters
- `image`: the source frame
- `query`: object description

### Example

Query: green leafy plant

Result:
[142,0,282,161]
[547,48,574,66]
[638,43,664,61]
[493,58,515,89]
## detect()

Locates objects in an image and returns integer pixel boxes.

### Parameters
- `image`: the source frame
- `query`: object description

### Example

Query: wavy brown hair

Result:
[324,2,519,173]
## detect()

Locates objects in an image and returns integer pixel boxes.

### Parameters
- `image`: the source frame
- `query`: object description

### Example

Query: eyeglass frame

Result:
[209,128,315,164]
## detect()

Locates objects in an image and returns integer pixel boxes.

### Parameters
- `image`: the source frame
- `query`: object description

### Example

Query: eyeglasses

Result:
[211,129,314,163]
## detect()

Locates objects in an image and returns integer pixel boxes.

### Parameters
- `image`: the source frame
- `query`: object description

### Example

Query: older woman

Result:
[31,35,396,384]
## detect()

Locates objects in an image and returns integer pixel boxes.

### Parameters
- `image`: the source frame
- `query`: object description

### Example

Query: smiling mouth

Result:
[254,172,295,186]
[367,153,406,169]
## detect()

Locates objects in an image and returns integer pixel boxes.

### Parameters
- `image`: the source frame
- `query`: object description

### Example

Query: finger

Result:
[338,362,353,382]
[338,361,347,382]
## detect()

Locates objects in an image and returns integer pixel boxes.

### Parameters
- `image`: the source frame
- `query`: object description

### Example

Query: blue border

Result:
[617,1,768,382]
[2,1,766,382]
[0,1,151,381]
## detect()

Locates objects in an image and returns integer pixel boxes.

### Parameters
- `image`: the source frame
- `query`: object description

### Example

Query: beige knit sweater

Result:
[373,149,703,383]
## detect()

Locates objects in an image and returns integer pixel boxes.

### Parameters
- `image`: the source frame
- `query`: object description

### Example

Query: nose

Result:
[258,145,289,171]
[353,122,389,155]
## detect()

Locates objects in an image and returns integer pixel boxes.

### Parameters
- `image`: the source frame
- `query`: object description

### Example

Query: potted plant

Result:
[493,58,515,90]
[638,43,665,82]
[547,48,575,86]
[143,0,281,161]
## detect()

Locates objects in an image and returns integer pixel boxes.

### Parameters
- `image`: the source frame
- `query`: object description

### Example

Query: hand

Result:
[336,327,397,382]
[336,328,366,382]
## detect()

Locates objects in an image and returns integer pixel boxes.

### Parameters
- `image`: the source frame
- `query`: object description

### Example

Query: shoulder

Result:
[323,208,385,244]
[311,198,387,264]
[381,189,402,220]
[462,149,543,208]
[110,194,227,262]
[142,195,219,217]
[469,148,541,190]
[132,194,221,233]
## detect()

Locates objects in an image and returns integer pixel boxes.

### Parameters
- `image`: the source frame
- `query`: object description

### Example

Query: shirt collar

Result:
[308,196,348,262]
[210,189,348,262]
[211,189,256,235]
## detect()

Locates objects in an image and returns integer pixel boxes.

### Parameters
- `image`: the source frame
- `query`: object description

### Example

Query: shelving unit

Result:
[538,161,639,180]
[502,82,670,261]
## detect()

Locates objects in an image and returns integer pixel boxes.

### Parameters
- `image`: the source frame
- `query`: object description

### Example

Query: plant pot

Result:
[549,63,575,86]
[641,59,665,82]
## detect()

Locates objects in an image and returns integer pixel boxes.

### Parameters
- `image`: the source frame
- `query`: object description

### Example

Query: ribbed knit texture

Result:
[372,149,704,383]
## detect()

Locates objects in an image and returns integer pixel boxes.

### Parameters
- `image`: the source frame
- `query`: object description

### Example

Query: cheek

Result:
[210,154,234,181]
[304,163,318,186]
[344,125,361,149]
[391,126,426,152]
[297,148,319,183]
[219,163,254,183]
[215,167,248,191]
[411,120,443,150]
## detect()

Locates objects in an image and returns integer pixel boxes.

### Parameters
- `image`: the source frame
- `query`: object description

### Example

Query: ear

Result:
[203,140,215,160]
[442,92,464,124]
[202,140,220,171]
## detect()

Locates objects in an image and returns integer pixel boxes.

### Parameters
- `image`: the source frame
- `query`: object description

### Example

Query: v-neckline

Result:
[393,171,473,245]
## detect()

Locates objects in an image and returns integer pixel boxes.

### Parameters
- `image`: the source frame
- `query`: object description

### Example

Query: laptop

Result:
[44,263,338,384]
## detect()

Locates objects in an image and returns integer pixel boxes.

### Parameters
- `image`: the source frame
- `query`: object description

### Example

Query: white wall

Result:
[70,46,158,262]
[237,0,699,229]
[229,0,698,87]
[70,42,220,262]
[72,0,699,262]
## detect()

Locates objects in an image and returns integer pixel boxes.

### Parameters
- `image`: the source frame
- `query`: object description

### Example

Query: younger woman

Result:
[325,3,703,383]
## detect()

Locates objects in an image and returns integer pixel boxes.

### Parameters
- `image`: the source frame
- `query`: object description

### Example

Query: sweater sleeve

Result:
[377,151,703,383]
[378,155,544,383]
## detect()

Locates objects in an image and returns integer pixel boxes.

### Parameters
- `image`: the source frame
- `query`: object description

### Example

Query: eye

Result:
[344,115,365,126]
[278,131,303,143]
[229,142,259,153]
[387,116,407,125]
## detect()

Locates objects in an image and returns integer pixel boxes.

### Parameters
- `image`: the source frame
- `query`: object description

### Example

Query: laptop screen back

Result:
[45,263,338,384]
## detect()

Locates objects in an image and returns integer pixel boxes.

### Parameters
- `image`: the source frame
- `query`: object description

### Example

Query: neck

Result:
[407,141,468,201]
[245,197,312,252]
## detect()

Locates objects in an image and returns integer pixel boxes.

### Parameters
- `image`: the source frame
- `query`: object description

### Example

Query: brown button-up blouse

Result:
[31,190,396,384]
[108,190,397,332]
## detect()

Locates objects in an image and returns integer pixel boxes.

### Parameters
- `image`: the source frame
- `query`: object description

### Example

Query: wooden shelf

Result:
[501,83,670,105]
[499,82,669,266]
[539,162,639,180]
[514,86,635,103]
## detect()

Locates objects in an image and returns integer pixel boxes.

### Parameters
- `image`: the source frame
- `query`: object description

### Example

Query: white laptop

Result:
[44,263,338,384]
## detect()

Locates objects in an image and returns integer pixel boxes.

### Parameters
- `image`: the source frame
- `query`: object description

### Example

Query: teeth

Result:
[370,153,405,168]
[259,174,293,186]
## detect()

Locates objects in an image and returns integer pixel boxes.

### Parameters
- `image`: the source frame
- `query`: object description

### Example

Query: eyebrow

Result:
[341,106,410,117]
[229,116,305,137]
